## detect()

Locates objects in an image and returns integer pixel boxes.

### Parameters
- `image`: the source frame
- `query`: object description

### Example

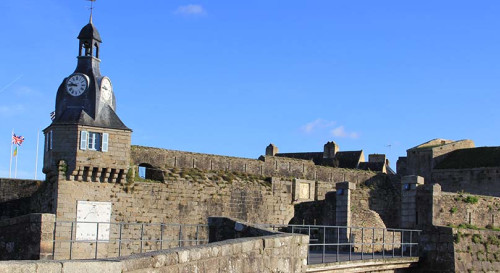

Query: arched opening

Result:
[94,42,99,58]
[138,163,164,182]
[84,41,92,56]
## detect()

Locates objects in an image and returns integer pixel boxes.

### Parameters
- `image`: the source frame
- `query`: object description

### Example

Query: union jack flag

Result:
[12,134,25,146]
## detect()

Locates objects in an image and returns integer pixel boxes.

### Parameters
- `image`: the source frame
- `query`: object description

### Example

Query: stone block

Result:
[35,262,62,273]
[120,256,154,271]
[0,262,37,273]
[61,261,121,273]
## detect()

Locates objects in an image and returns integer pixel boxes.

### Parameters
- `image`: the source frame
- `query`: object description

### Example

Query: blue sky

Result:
[1,1,500,179]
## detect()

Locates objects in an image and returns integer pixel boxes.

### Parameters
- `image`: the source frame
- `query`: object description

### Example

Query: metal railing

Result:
[51,221,209,260]
[260,224,421,265]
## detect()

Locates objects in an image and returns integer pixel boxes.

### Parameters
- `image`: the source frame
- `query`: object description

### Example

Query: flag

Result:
[12,134,25,146]
[50,111,55,121]
[13,146,18,157]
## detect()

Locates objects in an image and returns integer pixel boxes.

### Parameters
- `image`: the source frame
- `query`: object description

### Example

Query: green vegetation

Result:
[454,232,462,243]
[472,234,482,244]
[463,196,479,204]
[485,224,500,231]
[450,207,458,214]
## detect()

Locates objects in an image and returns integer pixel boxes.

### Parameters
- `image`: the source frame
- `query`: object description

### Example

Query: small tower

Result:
[323,141,338,159]
[43,19,132,183]
[265,144,279,156]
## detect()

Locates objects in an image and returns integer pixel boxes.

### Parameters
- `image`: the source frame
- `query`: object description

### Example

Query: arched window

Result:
[94,42,99,58]
[138,163,164,182]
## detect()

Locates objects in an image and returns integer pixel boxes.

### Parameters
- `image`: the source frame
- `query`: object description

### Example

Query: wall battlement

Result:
[131,145,379,184]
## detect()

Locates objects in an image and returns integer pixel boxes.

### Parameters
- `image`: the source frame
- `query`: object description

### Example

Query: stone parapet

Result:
[0,213,55,260]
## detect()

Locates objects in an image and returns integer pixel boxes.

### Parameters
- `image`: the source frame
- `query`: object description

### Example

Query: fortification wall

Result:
[0,217,308,273]
[433,192,500,228]
[432,167,500,197]
[52,169,296,259]
[131,146,379,186]
[453,228,500,272]
[0,213,54,260]
[0,179,43,203]
[431,140,475,162]
[56,174,294,225]
[0,177,57,220]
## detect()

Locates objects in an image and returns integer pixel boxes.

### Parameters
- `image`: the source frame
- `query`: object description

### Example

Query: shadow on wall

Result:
[137,163,164,182]
[367,174,401,228]
[288,191,337,226]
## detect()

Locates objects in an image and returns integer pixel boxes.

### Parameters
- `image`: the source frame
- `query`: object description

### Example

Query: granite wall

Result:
[131,145,378,186]
[432,167,500,197]
[433,192,500,228]
[0,217,309,273]
[0,214,54,260]
[453,228,500,272]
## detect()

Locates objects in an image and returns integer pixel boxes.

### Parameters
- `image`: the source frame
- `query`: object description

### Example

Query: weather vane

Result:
[87,0,96,22]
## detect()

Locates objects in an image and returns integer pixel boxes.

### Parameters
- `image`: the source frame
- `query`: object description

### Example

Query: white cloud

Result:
[0,104,25,116]
[331,126,359,139]
[174,4,206,16]
[15,86,41,96]
[300,119,336,134]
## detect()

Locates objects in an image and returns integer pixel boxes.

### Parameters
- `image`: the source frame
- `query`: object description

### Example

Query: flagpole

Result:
[15,145,18,178]
[9,129,13,178]
[35,129,40,179]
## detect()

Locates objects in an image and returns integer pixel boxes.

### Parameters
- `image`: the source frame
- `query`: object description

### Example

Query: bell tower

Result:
[43,17,132,183]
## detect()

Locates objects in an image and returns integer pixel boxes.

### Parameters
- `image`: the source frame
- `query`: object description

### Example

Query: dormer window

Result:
[80,131,108,152]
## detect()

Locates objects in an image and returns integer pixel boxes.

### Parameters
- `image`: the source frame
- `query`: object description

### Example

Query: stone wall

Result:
[0,179,43,203]
[52,169,296,259]
[453,228,500,272]
[0,217,309,273]
[0,177,57,220]
[433,192,500,228]
[432,167,500,197]
[417,226,455,273]
[404,139,474,183]
[0,214,55,260]
[131,145,379,185]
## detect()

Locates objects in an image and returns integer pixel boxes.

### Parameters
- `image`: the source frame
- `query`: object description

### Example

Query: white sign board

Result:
[76,201,112,241]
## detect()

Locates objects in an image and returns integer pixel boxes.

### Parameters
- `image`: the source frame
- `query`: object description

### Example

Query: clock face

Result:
[100,77,113,102]
[66,74,88,96]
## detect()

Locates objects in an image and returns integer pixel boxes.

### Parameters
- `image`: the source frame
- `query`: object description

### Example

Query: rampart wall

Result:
[0,217,308,273]
[0,179,43,203]
[453,228,500,272]
[433,192,500,228]
[131,145,378,186]
[53,169,297,259]
[432,167,500,197]
[0,213,54,260]
[0,177,57,220]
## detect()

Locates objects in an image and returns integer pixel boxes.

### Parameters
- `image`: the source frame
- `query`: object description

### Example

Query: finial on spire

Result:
[87,0,96,23]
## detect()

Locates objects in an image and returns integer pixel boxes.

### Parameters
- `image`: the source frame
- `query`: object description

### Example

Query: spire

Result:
[88,0,96,24]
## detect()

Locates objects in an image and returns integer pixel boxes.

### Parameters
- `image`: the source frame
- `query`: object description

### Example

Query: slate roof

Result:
[52,105,130,131]
[275,152,323,164]
[434,147,500,169]
[276,150,364,169]
[78,23,102,42]
[358,162,385,172]
[335,151,363,169]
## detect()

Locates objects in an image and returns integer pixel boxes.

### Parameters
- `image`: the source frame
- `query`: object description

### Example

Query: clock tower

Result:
[43,18,132,183]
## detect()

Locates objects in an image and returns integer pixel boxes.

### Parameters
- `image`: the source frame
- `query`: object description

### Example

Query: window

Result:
[88,132,100,150]
[45,130,53,151]
[80,131,109,152]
